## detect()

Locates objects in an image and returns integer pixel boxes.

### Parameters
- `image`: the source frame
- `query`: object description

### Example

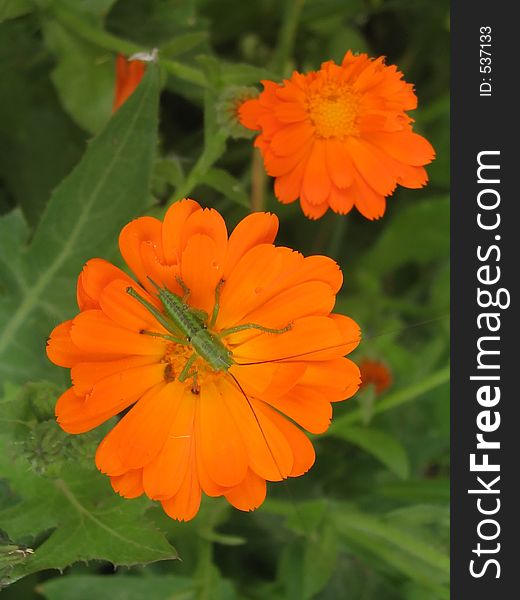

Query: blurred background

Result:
[0,0,449,598]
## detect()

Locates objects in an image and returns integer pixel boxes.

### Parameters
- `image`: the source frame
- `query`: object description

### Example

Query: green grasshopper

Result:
[127,276,300,488]
[126,276,292,391]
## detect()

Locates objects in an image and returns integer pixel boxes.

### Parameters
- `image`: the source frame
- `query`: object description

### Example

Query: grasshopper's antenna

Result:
[226,371,313,540]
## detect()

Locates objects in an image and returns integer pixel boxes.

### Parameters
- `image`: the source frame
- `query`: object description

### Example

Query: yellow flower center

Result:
[160,332,234,393]
[161,342,212,392]
[307,83,359,139]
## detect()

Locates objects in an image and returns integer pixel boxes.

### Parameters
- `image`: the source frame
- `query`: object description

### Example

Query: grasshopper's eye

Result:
[186,336,191,342]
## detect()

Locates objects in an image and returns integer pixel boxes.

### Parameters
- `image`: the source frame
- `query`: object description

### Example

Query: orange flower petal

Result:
[265,138,313,178]
[299,357,361,402]
[270,122,314,156]
[328,185,355,215]
[195,425,228,498]
[113,54,146,112]
[95,382,182,474]
[238,280,335,330]
[346,137,397,197]
[143,387,196,500]
[161,442,201,522]
[162,198,202,263]
[180,208,228,264]
[274,101,308,123]
[77,258,133,311]
[302,140,331,205]
[70,310,165,357]
[351,175,387,220]
[265,386,332,434]
[181,234,222,315]
[216,244,283,328]
[273,159,308,204]
[233,315,357,364]
[325,138,354,189]
[366,131,435,166]
[71,355,159,396]
[110,468,144,498]
[255,402,315,477]
[99,279,166,332]
[224,212,278,277]
[58,364,165,434]
[219,378,293,481]
[55,388,100,434]
[299,194,330,220]
[224,469,266,512]
[47,320,99,368]
[119,216,165,295]
[198,380,248,487]
[238,97,263,130]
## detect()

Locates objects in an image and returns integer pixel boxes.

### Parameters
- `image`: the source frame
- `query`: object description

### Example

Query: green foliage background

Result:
[0,0,449,598]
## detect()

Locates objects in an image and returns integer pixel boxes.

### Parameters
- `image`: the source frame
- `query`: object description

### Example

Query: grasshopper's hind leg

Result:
[218,322,293,338]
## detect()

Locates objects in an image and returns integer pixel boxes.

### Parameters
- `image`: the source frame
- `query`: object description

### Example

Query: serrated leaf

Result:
[0,455,178,587]
[0,64,159,387]
[330,425,410,479]
[39,574,196,600]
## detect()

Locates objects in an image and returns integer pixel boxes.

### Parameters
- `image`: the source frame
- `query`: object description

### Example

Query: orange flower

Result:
[113,54,146,112]
[359,358,392,395]
[239,51,435,220]
[46,199,361,521]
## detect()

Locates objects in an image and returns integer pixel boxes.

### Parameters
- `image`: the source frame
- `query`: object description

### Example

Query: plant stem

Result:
[328,365,450,432]
[173,130,228,201]
[271,0,306,74]
[52,4,207,88]
[250,149,267,212]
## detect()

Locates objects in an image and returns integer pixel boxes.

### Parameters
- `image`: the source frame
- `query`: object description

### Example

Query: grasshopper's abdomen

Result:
[191,330,233,371]
[158,287,233,372]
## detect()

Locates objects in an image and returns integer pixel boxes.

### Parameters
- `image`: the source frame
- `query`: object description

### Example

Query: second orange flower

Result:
[239,51,435,220]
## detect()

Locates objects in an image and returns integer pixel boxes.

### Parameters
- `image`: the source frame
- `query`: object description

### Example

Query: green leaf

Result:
[334,506,449,592]
[172,76,228,200]
[43,19,114,133]
[361,197,449,275]
[328,366,450,430]
[279,524,338,600]
[0,19,86,227]
[330,425,410,479]
[58,0,119,17]
[202,168,249,208]
[40,574,195,600]
[0,64,159,387]
[0,531,34,581]
[220,62,278,86]
[0,456,178,587]
[378,479,450,504]
[0,0,31,22]
[160,31,209,57]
